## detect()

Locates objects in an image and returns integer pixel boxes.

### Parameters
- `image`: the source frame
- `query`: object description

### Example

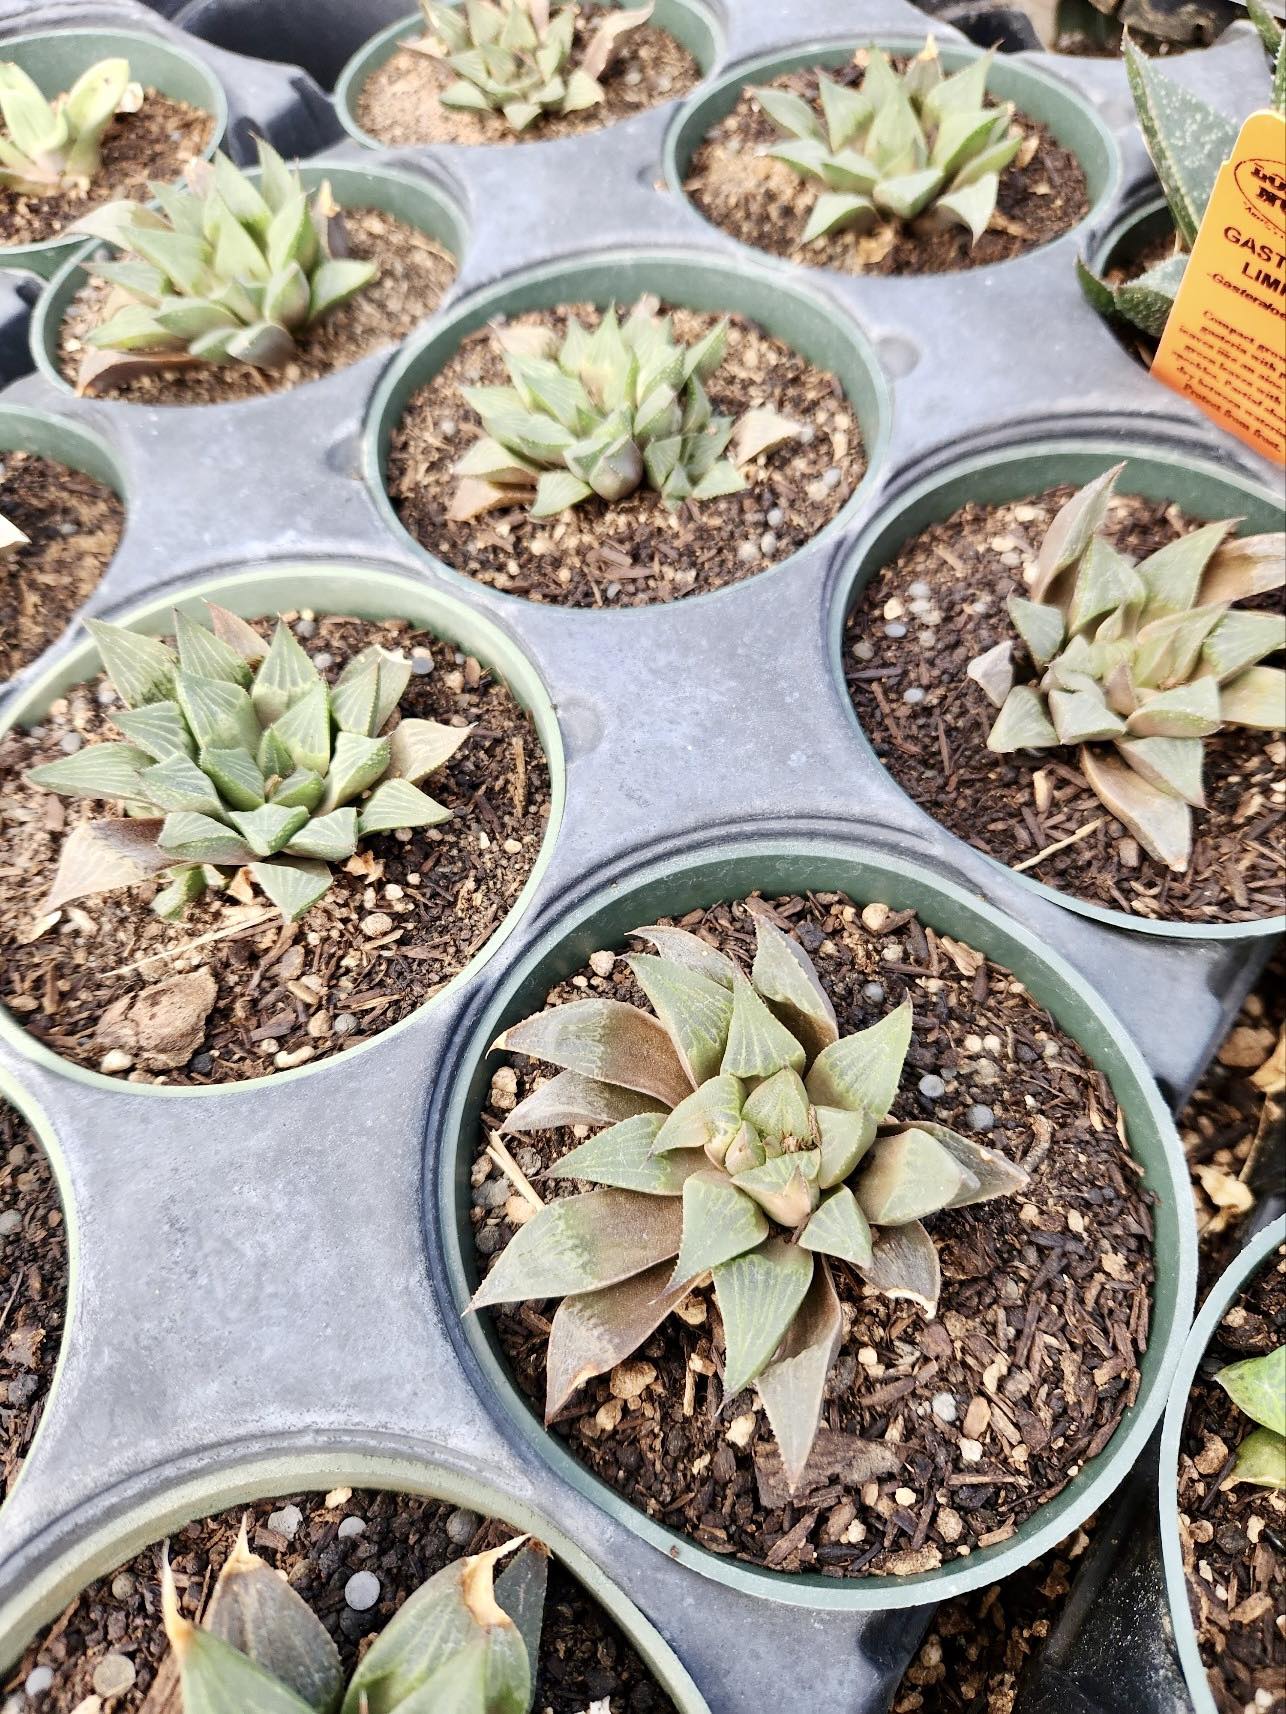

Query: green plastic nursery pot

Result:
[363,247,892,601]
[831,436,1286,943]
[663,34,1122,266]
[0,561,565,1095]
[31,158,468,398]
[335,0,723,149]
[436,838,1197,1609]
[0,1067,73,1524]
[0,1447,710,1711]
[0,28,228,281]
[1087,194,1175,279]
[1159,1217,1286,1714]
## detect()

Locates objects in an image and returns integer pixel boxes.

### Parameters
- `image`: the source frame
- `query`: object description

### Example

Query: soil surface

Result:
[0,452,124,683]
[58,208,456,404]
[0,92,213,251]
[0,612,551,1086]
[1177,1244,1286,1714]
[844,487,1286,926]
[684,62,1089,277]
[386,303,864,607]
[0,1100,66,1510]
[9,1487,677,1713]
[354,10,697,147]
[474,889,1156,1579]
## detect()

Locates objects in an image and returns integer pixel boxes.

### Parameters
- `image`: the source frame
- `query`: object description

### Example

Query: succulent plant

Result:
[1077,35,1285,339]
[0,57,139,198]
[1215,1343,1285,1489]
[68,139,377,393]
[451,298,800,519]
[420,0,653,133]
[473,914,1028,1488]
[750,39,1025,246]
[967,466,1286,873]
[156,1518,549,1712]
[26,604,471,922]
[1248,0,1285,60]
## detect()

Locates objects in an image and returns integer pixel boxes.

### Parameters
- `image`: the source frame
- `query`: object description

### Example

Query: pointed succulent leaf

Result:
[651,1073,747,1155]
[624,952,734,1085]
[1200,533,1286,607]
[110,701,195,763]
[320,732,391,811]
[252,620,323,724]
[714,1237,814,1398]
[1217,1346,1286,1437]
[502,1068,666,1136]
[987,684,1059,751]
[1126,676,1222,738]
[548,1113,701,1195]
[967,639,1015,708]
[742,1067,812,1142]
[176,673,259,753]
[270,767,325,810]
[1218,666,1286,729]
[815,1104,877,1187]
[152,864,208,920]
[1135,519,1235,614]
[753,84,826,142]
[750,917,838,1057]
[496,998,692,1107]
[1068,534,1144,635]
[669,1171,769,1285]
[802,190,879,243]
[387,718,472,784]
[1112,253,1187,338]
[733,1150,820,1226]
[755,1259,843,1493]
[270,683,332,776]
[800,1184,874,1267]
[27,742,152,804]
[250,857,333,920]
[805,999,911,1120]
[1049,687,1127,745]
[85,618,177,708]
[200,746,266,810]
[1227,1426,1286,1490]
[157,812,256,865]
[817,71,873,152]
[854,1127,969,1226]
[629,924,736,986]
[1132,605,1225,688]
[1116,734,1205,806]
[1080,746,1192,870]
[1030,465,1123,602]
[471,1187,683,1306]
[907,1122,1029,1207]
[545,1260,695,1421]
[137,753,226,817]
[1007,595,1065,665]
[159,1556,318,1714]
[1124,38,1237,247]
[206,604,268,664]
[173,607,253,686]
[356,777,450,836]
[721,969,807,1079]
[229,802,310,857]
[43,817,171,912]
[857,1218,941,1313]
[1203,610,1286,683]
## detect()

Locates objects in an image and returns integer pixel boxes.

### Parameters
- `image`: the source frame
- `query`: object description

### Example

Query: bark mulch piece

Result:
[355,11,698,147]
[683,63,1089,277]
[843,487,1286,927]
[0,92,213,251]
[0,1100,67,1510]
[473,889,1156,1579]
[0,612,551,1086]
[387,303,865,608]
[0,452,124,682]
[9,1488,678,1713]
[58,209,456,404]
[1177,1242,1286,1714]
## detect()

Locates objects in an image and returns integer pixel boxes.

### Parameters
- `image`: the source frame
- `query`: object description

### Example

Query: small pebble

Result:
[862,981,885,1003]
[766,506,784,528]
[190,1052,213,1074]
[0,1210,21,1237]
[852,638,874,661]
[95,683,118,707]
[589,949,615,977]
[312,651,334,671]
[931,1392,958,1423]
[446,1507,481,1545]
[798,424,816,445]
[92,1656,135,1697]
[110,1572,136,1599]
[338,1515,366,1538]
[759,531,778,556]
[345,1570,381,1611]
[267,1503,302,1539]
[907,580,931,599]
[822,466,842,490]
[99,1049,134,1076]
[624,67,642,86]
[58,732,83,754]
[24,1667,53,1698]
[736,540,758,563]
[295,618,316,639]
[410,648,434,676]
[918,1073,946,1100]
[362,913,394,938]
[438,417,457,438]
[967,1104,995,1133]
[902,686,926,705]
[883,621,907,639]
[334,1013,358,1035]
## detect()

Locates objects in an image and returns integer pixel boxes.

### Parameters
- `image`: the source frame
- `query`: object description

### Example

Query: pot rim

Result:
[433,831,1198,1609]
[0,558,566,1099]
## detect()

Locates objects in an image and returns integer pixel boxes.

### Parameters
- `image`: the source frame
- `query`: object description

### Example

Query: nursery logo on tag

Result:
[1153,109,1286,466]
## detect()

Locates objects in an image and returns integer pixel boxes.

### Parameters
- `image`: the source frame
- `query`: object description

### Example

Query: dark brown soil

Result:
[0,452,124,682]
[0,612,551,1086]
[843,488,1286,926]
[474,889,1156,1579]
[684,63,1089,277]
[386,303,864,607]
[9,1487,678,1713]
[58,208,456,404]
[354,10,697,147]
[0,91,213,251]
[1177,1243,1286,1714]
[0,1100,66,1509]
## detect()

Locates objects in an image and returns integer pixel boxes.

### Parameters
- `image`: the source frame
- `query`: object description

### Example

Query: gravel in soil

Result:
[843,487,1286,926]
[58,208,456,404]
[1177,1243,1286,1714]
[0,1100,66,1510]
[474,890,1156,1579]
[9,1488,677,1713]
[0,92,213,251]
[354,11,697,146]
[0,452,124,682]
[386,303,865,607]
[684,63,1089,277]
[0,612,550,1086]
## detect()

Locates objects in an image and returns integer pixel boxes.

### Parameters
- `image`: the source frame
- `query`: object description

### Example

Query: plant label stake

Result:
[1151,108,1286,465]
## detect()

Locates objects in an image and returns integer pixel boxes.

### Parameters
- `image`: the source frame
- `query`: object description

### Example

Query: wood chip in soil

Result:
[58,208,456,404]
[0,1100,66,1509]
[0,92,213,250]
[355,10,697,146]
[9,1488,678,1714]
[843,487,1286,927]
[683,63,1088,276]
[386,302,865,607]
[0,612,550,1086]
[1177,1242,1286,1714]
[474,890,1156,1579]
[0,452,124,682]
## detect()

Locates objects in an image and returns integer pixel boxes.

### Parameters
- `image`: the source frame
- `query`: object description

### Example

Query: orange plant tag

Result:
[1152,108,1286,466]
